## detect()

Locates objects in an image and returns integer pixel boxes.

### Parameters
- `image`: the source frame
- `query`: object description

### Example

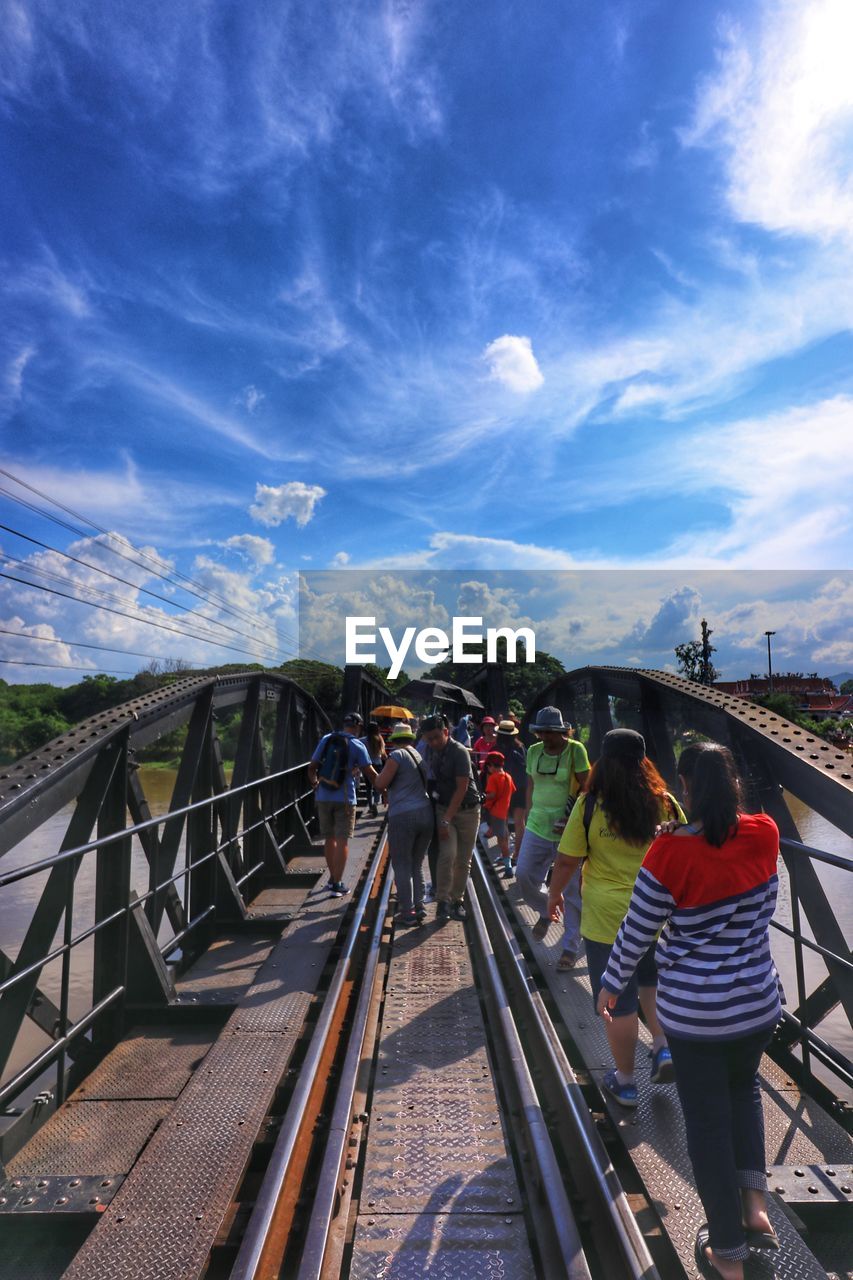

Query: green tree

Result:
[675,640,719,684]
[841,679,853,695]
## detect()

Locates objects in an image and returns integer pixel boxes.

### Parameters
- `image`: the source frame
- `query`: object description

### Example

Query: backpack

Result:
[582,790,678,850]
[316,733,351,789]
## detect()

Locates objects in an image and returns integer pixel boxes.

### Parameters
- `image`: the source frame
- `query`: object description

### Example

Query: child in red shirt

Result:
[483,752,515,874]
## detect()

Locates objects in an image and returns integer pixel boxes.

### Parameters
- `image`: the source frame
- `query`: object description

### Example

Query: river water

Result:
[1,771,851,1096]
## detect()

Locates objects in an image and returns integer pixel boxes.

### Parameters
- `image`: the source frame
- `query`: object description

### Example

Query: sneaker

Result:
[330,881,348,897]
[414,906,427,923]
[399,909,417,927]
[649,1046,675,1084]
[602,1069,638,1108]
[450,902,468,921]
[436,901,450,923]
[502,865,515,879]
[325,876,335,890]
[531,917,551,941]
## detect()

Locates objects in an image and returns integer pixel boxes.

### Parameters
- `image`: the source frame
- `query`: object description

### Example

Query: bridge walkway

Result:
[477,830,853,1280]
[0,819,383,1280]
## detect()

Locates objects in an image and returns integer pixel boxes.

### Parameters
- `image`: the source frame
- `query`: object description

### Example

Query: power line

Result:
[0,476,319,662]
[0,468,286,635]
[0,541,286,662]
[0,571,287,664]
[0,626,207,666]
[0,659,139,675]
[0,467,330,667]
[0,521,289,659]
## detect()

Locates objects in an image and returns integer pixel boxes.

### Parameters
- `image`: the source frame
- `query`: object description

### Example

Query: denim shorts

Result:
[584,937,657,1018]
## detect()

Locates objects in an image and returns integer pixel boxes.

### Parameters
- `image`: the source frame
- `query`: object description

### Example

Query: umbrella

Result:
[371,705,415,720]
[397,679,484,710]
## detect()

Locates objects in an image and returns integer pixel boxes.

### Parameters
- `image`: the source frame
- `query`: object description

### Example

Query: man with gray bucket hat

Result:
[516,706,590,967]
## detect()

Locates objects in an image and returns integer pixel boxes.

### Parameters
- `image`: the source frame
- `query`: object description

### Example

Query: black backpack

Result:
[316,733,351,788]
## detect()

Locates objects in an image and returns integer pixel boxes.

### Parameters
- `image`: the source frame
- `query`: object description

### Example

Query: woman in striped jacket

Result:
[597,744,783,1280]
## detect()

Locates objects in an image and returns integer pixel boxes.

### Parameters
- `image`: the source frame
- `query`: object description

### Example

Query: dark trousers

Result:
[667,1028,771,1260]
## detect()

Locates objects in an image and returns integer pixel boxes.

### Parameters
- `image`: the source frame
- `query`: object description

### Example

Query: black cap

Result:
[343,711,364,726]
[601,728,646,760]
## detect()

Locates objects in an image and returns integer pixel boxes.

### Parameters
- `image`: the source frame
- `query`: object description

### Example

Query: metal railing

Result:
[0,759,315,1117]
[770,836,853,1103]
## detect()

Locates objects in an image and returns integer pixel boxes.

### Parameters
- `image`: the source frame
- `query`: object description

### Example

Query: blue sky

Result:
[1,0,852,684]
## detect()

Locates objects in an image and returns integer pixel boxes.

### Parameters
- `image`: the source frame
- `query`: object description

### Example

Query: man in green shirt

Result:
[516,706,590,967]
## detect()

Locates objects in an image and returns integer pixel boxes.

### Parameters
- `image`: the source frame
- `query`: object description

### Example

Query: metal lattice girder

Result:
[0,673,330,859]
[525,666,853,836]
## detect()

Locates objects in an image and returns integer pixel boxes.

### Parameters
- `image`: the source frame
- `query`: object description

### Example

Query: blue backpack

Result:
[316,733,351,789]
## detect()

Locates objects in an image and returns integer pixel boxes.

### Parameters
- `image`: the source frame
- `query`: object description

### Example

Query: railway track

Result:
[215,827,666,1280]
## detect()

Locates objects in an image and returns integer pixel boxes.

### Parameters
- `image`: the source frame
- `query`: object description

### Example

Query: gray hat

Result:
[601,728,646,760]
[529,706,571,734]
[343,711,364,726]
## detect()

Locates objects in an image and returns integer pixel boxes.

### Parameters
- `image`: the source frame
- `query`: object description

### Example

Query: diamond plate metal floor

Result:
[0,826,379,1280]
[486,841,853,1280]
[57,827,379,1280]
[350,918,537,1277]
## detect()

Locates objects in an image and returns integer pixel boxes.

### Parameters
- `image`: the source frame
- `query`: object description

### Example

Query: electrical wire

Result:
[0,626,208,666]
[0,571,289,664]
[0,521,289,659]
[0,467,332,667]
[0,658,139,675]
[0,549,285,662]
[0,468,292,636]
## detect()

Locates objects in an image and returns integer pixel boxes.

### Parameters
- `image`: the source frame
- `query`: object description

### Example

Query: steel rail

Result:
[471,845,661,1280]
[466,862,594,1280]
[294,855,393,1279]
[230,830,390,1280]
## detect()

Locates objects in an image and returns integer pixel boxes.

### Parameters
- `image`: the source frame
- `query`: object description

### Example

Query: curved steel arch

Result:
[0,672,330,1124]
[525,665,853,837]
[0,671,329,857]
[525,665,853,1106]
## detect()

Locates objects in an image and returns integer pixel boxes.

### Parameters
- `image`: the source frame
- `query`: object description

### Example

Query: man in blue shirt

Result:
[308,712,378,896]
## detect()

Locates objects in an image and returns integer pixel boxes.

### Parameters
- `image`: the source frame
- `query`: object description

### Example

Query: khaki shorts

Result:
[317,801,356,839]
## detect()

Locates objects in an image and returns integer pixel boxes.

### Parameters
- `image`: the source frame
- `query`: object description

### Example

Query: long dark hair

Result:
[688,744,742,847]
[588,756,670,846]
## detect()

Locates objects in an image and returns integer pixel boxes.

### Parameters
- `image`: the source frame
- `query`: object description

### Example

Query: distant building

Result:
[714,675,853,720]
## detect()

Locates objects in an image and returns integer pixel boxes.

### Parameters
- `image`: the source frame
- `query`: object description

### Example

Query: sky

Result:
[1,0,852,686]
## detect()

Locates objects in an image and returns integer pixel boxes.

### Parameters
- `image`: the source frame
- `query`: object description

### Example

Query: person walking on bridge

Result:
[547,728,684,1102]
[308,712,378,897]
[516,707,590,967]
[373,723,433,925]
[420,714,481,922]
[596,744,782,1280]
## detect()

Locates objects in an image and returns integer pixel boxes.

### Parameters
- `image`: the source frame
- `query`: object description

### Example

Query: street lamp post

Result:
[764,631,776,694]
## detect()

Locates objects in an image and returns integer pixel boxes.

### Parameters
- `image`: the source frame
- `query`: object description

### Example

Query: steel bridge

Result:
[0,666,849,1279]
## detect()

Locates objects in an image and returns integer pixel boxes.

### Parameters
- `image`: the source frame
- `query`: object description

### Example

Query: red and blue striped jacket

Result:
[602,813,783,1041]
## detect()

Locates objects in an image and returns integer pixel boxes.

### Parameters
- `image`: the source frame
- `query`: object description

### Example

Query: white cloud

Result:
[249,481,327,528]
[482,335,544,394]
[237,385,265,414]
[682,1,853,242]
[222,534,275,566]
[363,532,579,570]
[4,344,36,400]
[331,551,350,567]
[626,120,660,171]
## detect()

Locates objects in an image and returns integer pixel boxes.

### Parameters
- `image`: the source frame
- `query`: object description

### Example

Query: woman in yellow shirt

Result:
[547,728,683,1108]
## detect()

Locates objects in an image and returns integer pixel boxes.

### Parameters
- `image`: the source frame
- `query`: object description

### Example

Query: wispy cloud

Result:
[681,0,853,242]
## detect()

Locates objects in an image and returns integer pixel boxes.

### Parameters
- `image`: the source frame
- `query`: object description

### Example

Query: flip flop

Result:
[743,1228,780,1251]
[694,1226,723,1279]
